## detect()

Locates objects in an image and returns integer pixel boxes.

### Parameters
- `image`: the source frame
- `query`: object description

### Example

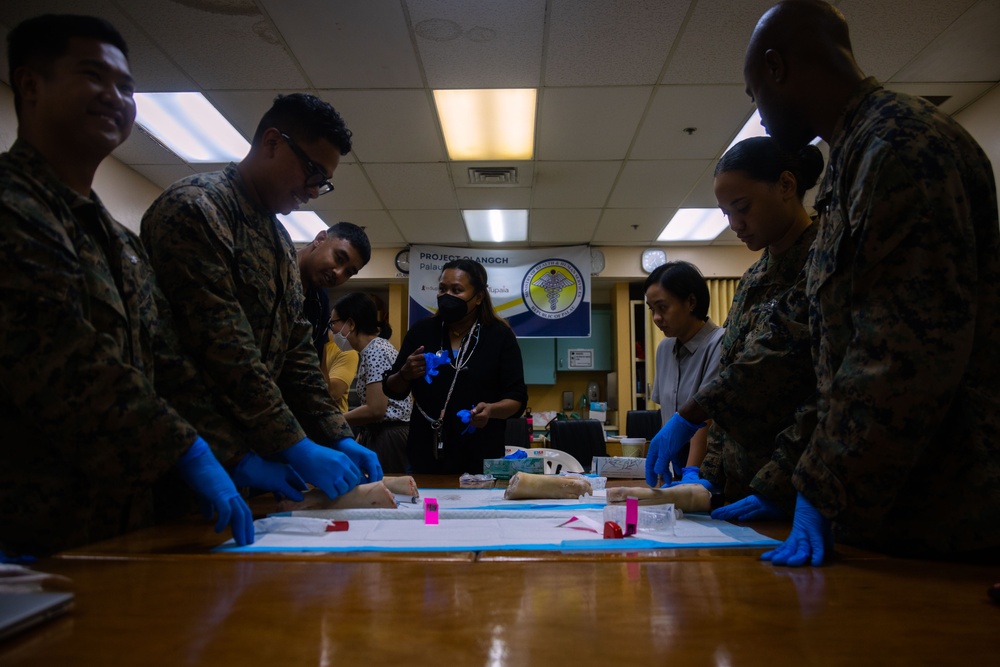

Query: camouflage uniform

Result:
[697,223,819,514]
[140,164,353,462]
[794,78,1000,556]
[0,141,221,554]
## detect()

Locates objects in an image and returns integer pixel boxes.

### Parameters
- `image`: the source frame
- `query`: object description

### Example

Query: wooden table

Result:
[3,476,997,665]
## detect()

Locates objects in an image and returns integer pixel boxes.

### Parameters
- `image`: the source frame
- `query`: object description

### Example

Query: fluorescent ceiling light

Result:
[434,89,536,160]
[726,109,821,151]
[134,92,249,163]
[277,211,327,243]
[725,109,768,152]
[658,208,730,242]
[463,209,528,242]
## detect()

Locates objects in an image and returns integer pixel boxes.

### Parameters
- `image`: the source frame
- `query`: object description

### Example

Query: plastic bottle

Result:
[525,408,533,445]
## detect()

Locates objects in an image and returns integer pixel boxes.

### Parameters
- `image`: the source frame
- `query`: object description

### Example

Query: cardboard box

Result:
[482,457,545,479]
[592,456,646,478]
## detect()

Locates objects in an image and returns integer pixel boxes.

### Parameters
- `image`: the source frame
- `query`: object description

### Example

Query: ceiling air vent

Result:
[467,166,518,186]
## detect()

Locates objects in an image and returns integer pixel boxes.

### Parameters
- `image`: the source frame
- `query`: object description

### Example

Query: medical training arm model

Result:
[504,472,593,500]
[606,484,713,513]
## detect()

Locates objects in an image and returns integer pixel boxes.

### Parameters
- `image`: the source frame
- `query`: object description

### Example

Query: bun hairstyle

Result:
[714,136,824,199]
[332,292,392,339]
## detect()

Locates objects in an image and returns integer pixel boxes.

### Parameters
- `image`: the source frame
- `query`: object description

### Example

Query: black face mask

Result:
[437,293,473,323]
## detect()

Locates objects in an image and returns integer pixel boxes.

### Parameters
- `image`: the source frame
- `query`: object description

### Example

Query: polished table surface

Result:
[3,476,998,665]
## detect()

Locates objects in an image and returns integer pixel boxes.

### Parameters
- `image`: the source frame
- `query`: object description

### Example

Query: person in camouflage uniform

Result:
[141,93,382,502]
[0,14,253,555]
[743,0,1000,565]
[672,137,823,520]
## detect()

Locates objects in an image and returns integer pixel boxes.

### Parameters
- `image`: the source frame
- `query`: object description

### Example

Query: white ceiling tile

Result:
[593,209,673,245]
[609,160,713,208]
[531,161,621,208]
[317,90,443,162]
[262,0,423,88]
[661,0,775,85]
[681,169,722,209]
[313,210,403,247]
[112,126,187,165]
[839,0,981,81]
[537,87,652,160]
[632,85,754,160]
[455,187,532,210]
[204,90,293,146]
[545,0,688,86]
[129,163,197,190]
[407,0,545,88]
[364,163,456,209]
[886,0,1000,82]
[301,163,384,211]
[528,209,600,244]
[391,209,467,244]
[126,0,307,90]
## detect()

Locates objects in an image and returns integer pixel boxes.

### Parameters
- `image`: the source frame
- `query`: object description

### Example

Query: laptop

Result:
[0,592,75,642]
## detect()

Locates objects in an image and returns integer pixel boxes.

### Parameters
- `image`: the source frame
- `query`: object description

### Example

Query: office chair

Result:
[547,419,607,473]
[626,410,662,441]
[504,416,531,449]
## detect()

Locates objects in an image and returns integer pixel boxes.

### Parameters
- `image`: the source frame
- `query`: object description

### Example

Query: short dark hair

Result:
[327,222,371,265]
[332,292,391,339]
[440,258,509,329]
[714,136,824,199]
[7,14,129,119]
[252,93,353,155]
[643,261,711,321]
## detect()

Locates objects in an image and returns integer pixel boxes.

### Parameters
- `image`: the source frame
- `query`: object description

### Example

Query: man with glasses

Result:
[141,93,383,505]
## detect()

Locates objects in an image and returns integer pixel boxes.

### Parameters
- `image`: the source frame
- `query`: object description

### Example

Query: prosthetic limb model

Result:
[382,476,420,500]
[277,479,409,511]
[606,484,716,513]
[504,472,592,500]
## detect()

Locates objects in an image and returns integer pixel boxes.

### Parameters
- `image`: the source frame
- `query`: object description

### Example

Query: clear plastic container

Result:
[603,503,677,534]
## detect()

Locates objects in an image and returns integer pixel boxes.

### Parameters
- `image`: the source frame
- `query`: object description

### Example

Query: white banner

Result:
[408,245,592,337]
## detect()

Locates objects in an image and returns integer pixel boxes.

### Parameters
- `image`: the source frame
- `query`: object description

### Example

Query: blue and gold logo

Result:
[521,259,585,320]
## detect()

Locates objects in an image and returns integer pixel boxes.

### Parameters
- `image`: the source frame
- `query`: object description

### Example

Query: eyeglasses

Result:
[280,132,335,196]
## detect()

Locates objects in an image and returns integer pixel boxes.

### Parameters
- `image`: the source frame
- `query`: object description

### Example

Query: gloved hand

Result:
[712,493,786,521]
[333,437,384,482]
[423,349,450,384]
[231,452,308,501]
[761,493,831,567]
[457,405,477,435]
[665,466,717,491]
[645,412,704,487]
[281,437,362,499]
[174,437,254,546]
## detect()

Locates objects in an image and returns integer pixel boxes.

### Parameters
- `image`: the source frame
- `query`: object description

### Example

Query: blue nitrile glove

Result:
[457,405,477,435]
[423,349,451,384]
[645,413,704,487]
[281,437,362,499]
[761,493,832,567]
[333,437,383,482]
[174,437,254,546]
[665,466,717,491]
[231,452,307,501]
[712,493,786,521]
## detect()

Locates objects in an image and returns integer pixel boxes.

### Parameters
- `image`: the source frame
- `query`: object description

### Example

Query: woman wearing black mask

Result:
[384,259,528,474]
